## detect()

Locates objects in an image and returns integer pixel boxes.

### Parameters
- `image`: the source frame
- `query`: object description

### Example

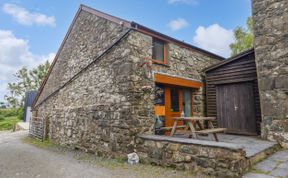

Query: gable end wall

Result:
[35,10,129,106]
[36,11,153,156]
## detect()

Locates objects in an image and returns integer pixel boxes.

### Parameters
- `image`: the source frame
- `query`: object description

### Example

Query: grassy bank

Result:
[0,108,22,131]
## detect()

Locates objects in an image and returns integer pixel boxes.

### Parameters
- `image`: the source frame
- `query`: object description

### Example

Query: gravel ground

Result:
[0,131,205,178]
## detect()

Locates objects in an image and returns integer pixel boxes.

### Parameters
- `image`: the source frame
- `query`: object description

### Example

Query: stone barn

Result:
[30,3,288,177]
[32,5,223,156]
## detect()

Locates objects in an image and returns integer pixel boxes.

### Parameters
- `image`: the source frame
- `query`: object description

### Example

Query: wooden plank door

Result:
[165,87,183,127]
[216,82,257,135]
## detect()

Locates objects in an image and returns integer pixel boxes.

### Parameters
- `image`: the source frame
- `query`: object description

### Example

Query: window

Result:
[152,38,166,62]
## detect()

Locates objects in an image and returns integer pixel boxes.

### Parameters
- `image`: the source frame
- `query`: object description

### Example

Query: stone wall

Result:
[126,31,220,117]
[36,10,153,156]
[136,135,248,178]
[35,10,129,106]
[252,0,288,147]
[35,8,221,157]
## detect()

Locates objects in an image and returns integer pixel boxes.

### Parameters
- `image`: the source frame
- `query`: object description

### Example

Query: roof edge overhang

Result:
[81,5,224,61]
[203,48,255,73]
[80,4,132,28]
[154,73,202,88]
[131,22,224,61]
[32,6,85,109]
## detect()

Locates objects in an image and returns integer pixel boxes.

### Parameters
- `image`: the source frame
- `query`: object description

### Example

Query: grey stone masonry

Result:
[35,7,221,158]
[252,0,288,147]
[126,31,219,117]
[35,10,129,106]
[136,134,248,178]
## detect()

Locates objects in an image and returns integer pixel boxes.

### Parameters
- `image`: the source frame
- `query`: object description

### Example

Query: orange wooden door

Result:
[164,87,183,127]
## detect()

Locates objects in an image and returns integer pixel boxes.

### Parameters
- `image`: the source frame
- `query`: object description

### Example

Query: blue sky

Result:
[0,0,252,101]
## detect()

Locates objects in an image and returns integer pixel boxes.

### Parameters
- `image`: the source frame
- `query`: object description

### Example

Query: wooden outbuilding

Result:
[204,49,261,135]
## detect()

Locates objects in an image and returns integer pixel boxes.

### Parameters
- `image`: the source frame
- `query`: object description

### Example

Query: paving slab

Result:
[169,133,278,157]
[255,159,278,172]
[269,150,288,162]
[270,168,288,177]
[278,162,288,169]
[243,173,277,178]
[244,149,288,178]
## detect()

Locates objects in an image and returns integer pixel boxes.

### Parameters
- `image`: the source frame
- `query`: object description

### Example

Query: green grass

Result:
[0,116,21,131]
[250,168,270,175]
[22,136,57,148]
[0,108,22,131]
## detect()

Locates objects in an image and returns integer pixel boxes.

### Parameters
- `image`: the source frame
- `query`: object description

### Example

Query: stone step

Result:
[246,143,282,171]
[244,149,288,178]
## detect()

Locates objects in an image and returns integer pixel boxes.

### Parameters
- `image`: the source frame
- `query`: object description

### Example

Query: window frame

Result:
[152,37,167,65]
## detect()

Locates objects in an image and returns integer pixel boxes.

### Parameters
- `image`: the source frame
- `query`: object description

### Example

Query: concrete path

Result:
[243,150,288,178]
[0,131,199,178]
[16,122,29,130]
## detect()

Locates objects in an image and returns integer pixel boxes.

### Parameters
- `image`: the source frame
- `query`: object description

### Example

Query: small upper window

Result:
[152,38,166,62]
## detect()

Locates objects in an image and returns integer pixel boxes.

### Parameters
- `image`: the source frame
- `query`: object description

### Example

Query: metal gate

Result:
[29,116,47,141]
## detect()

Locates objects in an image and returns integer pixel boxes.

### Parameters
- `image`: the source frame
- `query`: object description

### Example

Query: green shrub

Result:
[17,108,24,121]
[0,108,18,117]
[0,115,4,121]
[4,110,18,117]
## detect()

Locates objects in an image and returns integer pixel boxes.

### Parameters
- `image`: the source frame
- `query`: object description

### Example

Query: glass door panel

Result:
[170,88,179,112]
[183,89,192,117]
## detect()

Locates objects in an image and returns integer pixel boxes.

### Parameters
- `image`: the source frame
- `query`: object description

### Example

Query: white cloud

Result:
[0,29,55,100]
[168,0,198,5]
[3,3,56,27]
[168,18,189,31]
[193,24,234,57]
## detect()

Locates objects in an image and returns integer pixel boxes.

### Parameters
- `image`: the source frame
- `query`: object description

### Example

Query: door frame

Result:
[164,86,183,127]
[216,81,257,135]
[160,85,194,127]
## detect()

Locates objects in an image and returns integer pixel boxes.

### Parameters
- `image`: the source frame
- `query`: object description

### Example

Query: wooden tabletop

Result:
[172,117,216,121]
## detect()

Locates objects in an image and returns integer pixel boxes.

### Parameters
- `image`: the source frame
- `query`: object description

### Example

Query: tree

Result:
[0,101,6,109]
[230,17,254,56]
[5,60,50,108]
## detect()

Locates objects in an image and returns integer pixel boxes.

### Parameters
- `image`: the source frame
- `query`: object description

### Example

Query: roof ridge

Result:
[204,48,255,72]
[80,4,132,28]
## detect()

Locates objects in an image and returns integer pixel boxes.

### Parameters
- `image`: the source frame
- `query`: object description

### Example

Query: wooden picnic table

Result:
[170,117,226,142]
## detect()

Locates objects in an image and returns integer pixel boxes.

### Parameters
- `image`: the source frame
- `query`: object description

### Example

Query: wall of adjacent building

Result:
[252,0,288,147]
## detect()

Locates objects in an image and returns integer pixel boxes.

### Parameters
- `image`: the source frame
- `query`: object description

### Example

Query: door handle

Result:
[234,106,238,111]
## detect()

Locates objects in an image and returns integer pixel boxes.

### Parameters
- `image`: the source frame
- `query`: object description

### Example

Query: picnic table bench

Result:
[159,125,186,131]
[170,117,226,142]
